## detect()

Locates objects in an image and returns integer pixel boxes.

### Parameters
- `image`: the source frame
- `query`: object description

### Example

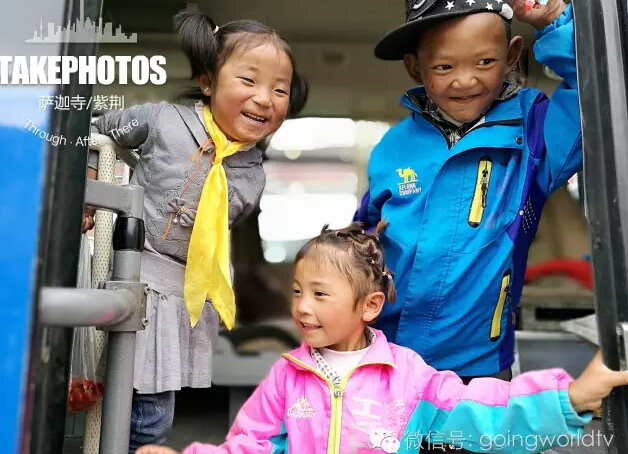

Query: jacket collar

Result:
[399,82,523,147]
[172,102,211,148]
[172,102,255,152]
[402,81,521,120]
[284,328,397,372]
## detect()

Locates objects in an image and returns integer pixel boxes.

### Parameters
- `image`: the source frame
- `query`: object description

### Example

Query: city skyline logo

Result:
[26,0,137,44]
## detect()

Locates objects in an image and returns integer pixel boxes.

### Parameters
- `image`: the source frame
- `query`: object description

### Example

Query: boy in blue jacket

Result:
[355,0,581,385]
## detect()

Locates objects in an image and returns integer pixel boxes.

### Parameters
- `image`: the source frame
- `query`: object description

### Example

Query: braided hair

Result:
[294,220,396,305]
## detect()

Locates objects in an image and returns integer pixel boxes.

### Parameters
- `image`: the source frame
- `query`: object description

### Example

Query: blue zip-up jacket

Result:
[354,5,582,377]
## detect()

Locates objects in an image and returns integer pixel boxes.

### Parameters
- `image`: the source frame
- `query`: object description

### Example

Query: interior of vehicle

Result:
[93,0,592,319]
[84,0,598,448]
[9,0,628,453]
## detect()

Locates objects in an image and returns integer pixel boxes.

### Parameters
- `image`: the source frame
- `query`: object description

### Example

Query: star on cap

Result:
[499,2,514,18]
[495,0,503,3]
[466,0,476,5]
[486,2,494,9]
[446,1,455,9]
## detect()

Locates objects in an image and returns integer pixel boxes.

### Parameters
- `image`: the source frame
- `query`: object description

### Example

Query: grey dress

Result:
[89,101,265,394]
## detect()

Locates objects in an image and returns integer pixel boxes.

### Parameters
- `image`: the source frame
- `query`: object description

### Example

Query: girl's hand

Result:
[82,208,95,233]
[136,445,179,454]
[509,0,567,29]
[569,350,628,413]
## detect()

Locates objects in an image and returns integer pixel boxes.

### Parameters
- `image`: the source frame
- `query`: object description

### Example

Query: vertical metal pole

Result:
[99,187,144,454]
[83,146,116,454]
[573,0,628,452]
[99,331,136,454]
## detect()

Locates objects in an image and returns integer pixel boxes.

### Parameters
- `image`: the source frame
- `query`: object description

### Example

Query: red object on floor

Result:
[524,259,593,290]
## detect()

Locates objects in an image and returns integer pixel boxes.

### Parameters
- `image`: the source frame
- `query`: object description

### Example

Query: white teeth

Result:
[243,112,266,122]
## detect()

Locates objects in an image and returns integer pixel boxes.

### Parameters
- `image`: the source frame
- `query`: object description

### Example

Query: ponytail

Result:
[173,9,219,78]
[374,218,396,303]
[380,267,397,303]
[288,71,309,118]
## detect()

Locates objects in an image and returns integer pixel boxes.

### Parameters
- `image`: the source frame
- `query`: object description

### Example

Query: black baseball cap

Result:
[375,0,514,60]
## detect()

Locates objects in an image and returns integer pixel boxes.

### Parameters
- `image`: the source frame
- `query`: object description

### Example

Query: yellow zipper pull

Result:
[490,270,511,341]
[468,156,492,227]
[480,164,489,207]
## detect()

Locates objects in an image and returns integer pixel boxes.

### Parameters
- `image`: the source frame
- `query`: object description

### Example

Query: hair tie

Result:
[213,25,219,34]
[370,259,375,265]
[383,272,392,280]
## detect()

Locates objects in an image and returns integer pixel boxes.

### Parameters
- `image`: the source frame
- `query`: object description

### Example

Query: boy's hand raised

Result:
[509,0,567,30]
[569,350,628,414]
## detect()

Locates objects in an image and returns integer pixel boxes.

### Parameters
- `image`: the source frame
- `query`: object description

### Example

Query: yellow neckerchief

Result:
[184,105,249,329]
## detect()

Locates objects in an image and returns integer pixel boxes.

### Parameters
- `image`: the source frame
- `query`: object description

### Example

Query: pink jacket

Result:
[183,329,591,454]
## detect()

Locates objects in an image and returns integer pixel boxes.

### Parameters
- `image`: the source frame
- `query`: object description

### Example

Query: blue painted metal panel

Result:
[0,87,54,454]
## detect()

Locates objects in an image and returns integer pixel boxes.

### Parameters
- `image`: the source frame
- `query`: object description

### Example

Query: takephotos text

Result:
[0,56,167,85]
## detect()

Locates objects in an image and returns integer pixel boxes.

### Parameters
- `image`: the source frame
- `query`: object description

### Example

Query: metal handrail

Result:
[39,133,147,454]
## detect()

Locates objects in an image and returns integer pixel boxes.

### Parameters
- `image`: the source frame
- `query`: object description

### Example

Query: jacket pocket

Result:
[489,269,511,341]
[468,156,493,227]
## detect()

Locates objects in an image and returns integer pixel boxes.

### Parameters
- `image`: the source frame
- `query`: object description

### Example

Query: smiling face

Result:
[205,41,293,143]
[291,246,386,351]
[404,13,522,124]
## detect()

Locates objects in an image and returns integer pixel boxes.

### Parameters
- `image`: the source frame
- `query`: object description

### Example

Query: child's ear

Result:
[505,35,524,75]
[198,73,214,97]
[362,291,386,323]
[403,53,424,85]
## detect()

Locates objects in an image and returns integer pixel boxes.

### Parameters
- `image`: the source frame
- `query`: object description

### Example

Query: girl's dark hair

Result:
[294,220,397,305]
[173,9,308,118]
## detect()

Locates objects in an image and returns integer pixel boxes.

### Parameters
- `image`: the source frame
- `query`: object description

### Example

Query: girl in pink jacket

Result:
[139,222,628,454]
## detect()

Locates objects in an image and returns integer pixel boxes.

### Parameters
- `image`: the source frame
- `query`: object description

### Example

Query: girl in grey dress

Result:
[87,8,308,453]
